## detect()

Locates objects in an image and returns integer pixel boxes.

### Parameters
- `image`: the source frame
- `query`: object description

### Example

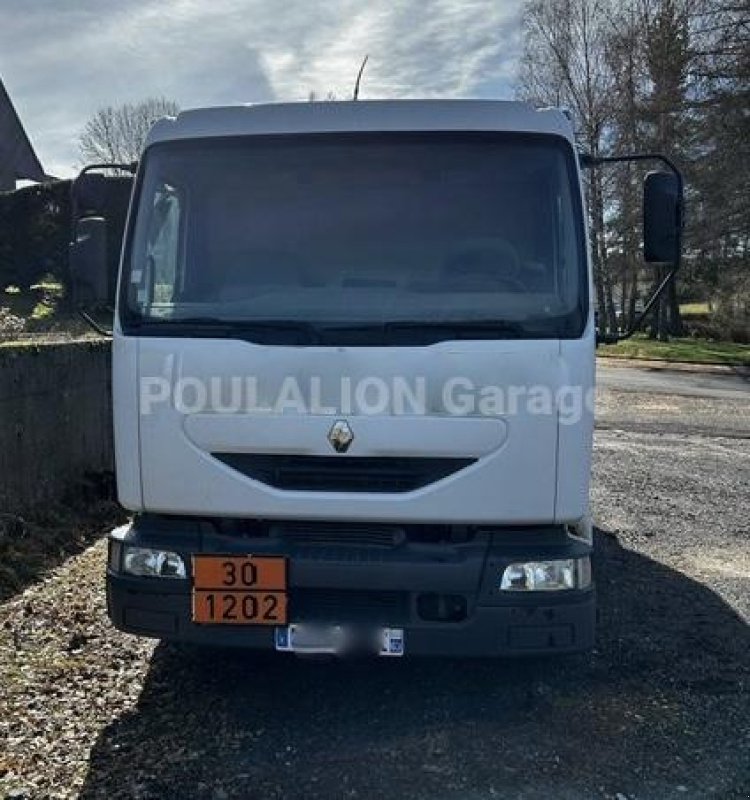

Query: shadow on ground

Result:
[0,497,122,602]
[80,529,749,800]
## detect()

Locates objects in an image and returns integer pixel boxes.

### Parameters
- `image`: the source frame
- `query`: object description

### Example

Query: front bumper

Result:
[107,516,595,657]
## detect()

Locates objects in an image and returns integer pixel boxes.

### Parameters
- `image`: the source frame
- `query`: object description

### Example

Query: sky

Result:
[1,0,523,179]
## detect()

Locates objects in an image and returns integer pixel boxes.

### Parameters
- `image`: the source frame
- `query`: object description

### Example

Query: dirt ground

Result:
[1,379,748,800]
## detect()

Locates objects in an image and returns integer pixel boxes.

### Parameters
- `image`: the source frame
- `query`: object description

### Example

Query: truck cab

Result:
[92,100,677,657]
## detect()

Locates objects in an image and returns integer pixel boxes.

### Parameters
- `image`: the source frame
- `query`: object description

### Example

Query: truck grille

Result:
[276,521,404,548]
[291,588,410,624]
[213,454,475,493]
[211,519,475,546]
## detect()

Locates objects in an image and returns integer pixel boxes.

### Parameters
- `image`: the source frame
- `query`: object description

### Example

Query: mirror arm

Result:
[581,151,682,183]
[580,153,684,346]
[78,162,138,175]
[77,308,113,338]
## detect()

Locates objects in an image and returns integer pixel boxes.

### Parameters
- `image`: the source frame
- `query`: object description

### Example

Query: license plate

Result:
[192,555,287,625]
[275,624,405,656]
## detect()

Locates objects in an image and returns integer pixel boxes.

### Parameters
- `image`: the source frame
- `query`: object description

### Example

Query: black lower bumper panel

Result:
[109,579,594,656]
[107,516,595,657]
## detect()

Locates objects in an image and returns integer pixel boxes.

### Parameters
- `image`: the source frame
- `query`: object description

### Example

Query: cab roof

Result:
[145,100,575,148]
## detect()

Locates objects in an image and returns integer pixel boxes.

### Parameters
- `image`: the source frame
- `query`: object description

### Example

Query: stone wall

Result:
[0,339,113,512]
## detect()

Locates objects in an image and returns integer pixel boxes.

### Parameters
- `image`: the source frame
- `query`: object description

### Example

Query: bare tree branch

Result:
[78,97,180,164]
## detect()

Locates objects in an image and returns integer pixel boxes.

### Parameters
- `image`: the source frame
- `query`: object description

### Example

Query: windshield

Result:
[122,132,586,343]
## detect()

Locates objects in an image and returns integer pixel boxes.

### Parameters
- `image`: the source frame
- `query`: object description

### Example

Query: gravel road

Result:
[1,371,748,800]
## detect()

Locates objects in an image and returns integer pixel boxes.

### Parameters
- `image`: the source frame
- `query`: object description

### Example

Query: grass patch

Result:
[30,280,63,294]
[679,302,711,317]
[1,283,97,342]
[600,334,750,366]
[30,301,55,320]
[2,288,37,319]
[1,282,79,336]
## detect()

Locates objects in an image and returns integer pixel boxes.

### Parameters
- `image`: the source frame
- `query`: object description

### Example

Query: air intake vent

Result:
[274,521,405,548]
[292,588,409,624]
[213,454,475,493]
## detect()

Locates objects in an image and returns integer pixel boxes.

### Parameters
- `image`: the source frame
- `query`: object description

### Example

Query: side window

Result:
[147,184,182,305]
[554,160,580,304]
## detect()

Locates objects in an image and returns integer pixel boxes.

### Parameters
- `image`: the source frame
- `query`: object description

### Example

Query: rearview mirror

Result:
[72,173,110,216]
[643,170,682,264]
[71,170,134,216]
[69,216,109,306]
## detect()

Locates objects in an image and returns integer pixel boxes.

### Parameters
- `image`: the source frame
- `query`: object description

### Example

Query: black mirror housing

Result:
[72,173,110,216]
[69,166,135,310]
[71,172,134,217]
[643,170,682,264]
[69,216,109,306]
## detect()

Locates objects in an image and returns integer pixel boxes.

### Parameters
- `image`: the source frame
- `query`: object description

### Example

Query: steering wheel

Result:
[443,239,527,293]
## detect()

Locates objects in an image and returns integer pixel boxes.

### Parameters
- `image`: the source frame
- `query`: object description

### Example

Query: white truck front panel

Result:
[121,334,593,523]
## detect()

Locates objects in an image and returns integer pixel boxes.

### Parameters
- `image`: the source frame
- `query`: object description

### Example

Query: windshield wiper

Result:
[128,316,534,345]
[384,320,526,340]
[128,317,321,343]
[314,319,527,345]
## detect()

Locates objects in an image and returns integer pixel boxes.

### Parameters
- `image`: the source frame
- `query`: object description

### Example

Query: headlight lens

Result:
[123,546,186,579]
[500,557,591,591]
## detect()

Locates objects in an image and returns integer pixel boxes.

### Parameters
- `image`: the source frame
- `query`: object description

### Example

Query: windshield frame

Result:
[118,130,589,344]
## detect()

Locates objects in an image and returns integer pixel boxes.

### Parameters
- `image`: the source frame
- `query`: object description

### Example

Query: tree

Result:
[78,97,179,164]
[637,0,692,338]
[518,0,620,334]
[606,5,650,331]
[688,1,750,333]
[517,0,736,340]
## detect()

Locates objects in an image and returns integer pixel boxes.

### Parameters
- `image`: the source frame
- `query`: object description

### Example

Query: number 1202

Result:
[193,590,287,625]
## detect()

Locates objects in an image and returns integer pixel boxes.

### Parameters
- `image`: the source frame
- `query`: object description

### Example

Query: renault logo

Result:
[328,419,354,453]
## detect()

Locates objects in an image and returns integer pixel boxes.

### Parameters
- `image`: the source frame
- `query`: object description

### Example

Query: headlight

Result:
[123,546,186,579]
[500,557,591,591]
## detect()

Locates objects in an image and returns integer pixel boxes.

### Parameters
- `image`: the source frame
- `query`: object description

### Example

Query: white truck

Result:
[71,100,682,657]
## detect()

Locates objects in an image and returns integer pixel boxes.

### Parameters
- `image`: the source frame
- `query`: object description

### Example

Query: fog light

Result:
[500,557,591,591]
[123,546,186,579]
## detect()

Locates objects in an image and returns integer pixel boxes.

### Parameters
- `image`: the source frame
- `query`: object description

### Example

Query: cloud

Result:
[0,0,522,177]
[257,0,521,100]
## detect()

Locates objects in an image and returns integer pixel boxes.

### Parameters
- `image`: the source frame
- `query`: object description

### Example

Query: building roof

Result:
[0,78,49,190]
[145,100,575,149]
